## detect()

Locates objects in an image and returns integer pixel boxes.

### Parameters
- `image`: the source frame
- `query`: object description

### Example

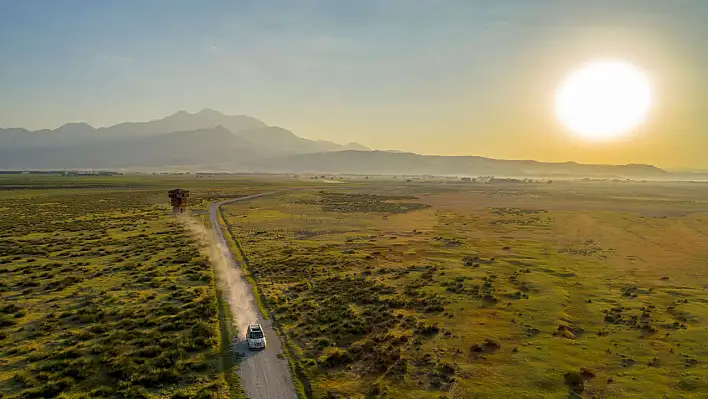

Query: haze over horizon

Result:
[1,1,707,168]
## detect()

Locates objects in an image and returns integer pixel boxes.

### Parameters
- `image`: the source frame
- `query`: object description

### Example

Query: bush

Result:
[0,314,16,327]
[564,371,586,393]
[414,323,440,336]
[64,357,94,380]
[366,381,388,397]
[1,303,21,314]
[319,348,353,368]
[20,377,73,399]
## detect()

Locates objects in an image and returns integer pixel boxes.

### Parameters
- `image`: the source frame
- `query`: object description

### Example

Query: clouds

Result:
[99,55,132,62]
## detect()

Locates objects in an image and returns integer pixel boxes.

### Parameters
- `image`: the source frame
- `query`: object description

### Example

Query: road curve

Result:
[208,190,298,399]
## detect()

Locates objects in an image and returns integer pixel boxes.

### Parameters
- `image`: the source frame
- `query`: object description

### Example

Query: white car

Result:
[246,324,266,350]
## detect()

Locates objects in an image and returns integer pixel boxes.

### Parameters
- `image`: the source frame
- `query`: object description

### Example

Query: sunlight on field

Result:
[0,176,281,399]
[225,182,708,399]
[3,175,708,399]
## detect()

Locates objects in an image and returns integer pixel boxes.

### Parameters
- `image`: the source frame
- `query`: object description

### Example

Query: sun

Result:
[555,60,652,140]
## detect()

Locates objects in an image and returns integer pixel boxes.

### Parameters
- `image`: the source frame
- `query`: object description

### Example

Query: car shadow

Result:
[231,339,264,362]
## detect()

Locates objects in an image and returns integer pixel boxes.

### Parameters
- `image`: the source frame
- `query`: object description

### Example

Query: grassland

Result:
[0,175,297,399]
[3,174,708,399]
[222,181,708,398]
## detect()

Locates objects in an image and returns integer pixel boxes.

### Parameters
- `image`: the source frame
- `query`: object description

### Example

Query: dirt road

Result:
[208,191,298,399]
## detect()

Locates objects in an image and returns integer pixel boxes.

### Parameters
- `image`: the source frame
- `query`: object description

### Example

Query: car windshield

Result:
[249,331,264,339]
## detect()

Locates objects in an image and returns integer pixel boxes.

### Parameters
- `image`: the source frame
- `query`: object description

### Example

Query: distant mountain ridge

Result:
[95,109,267,138]
[0,110,675,179]
[240,150,669,179]
[0,109,371,167]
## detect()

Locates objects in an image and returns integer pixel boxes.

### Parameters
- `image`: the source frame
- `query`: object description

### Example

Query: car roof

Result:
[248,324,262,331]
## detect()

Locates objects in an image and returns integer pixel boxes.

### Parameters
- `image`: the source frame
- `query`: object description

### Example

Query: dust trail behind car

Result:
[182,216,257,339]
[190,191,297,399]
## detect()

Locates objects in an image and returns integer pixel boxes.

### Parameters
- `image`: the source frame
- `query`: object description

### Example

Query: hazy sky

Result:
[1,0,706,168]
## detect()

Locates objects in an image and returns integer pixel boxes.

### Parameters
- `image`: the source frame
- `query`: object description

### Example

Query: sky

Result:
[1,0,707,168]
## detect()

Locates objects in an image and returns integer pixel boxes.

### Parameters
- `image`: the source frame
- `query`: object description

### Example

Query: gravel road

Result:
[209,191,298,399]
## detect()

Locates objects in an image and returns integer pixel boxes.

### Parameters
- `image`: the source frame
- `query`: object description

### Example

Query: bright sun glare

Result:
[555,60,652,141]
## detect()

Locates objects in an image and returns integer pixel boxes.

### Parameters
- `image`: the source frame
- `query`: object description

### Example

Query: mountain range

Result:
[240,150,669,178]
[0,109,680,179]
[0,109,369,169]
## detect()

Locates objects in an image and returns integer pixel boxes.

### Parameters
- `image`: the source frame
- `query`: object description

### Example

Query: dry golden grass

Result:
[224,181,708,399]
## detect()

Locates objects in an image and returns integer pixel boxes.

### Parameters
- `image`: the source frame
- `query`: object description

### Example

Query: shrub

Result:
[1,303,21,314]
[0,314,16,327]
[366,381,388,397]
[319,348,353,368]
[563,371,585,393]
[414,323,440,336]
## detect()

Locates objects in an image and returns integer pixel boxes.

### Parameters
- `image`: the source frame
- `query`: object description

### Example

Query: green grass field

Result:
[3,175,708,399]
[221,181,708,399]
[0,175,295,399]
